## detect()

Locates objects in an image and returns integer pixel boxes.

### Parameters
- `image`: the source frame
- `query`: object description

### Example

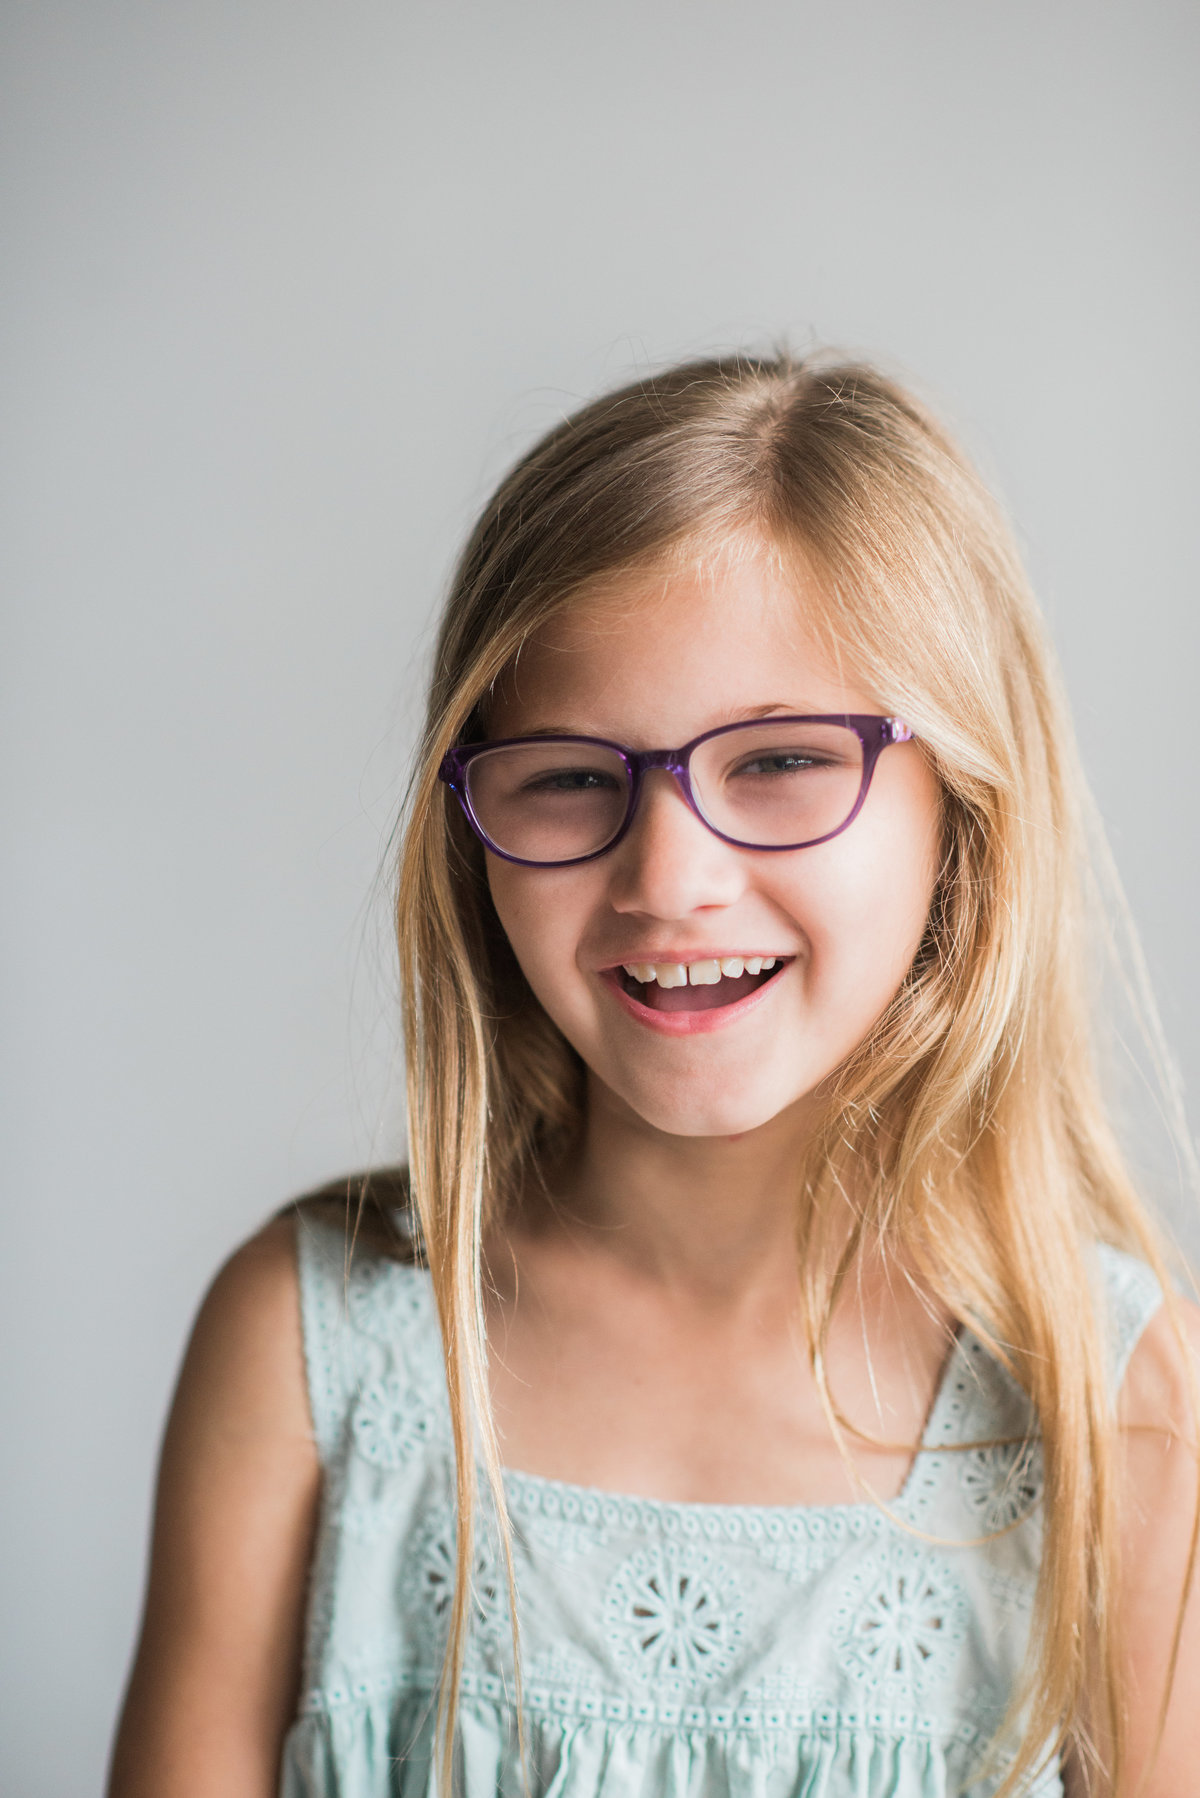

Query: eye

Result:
[731,750,834,777]
[520,766,623,794]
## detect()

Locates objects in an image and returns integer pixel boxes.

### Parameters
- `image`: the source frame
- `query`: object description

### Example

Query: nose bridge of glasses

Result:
[619,747,710,854]
[628,745,689,774]
[627,746,696,809]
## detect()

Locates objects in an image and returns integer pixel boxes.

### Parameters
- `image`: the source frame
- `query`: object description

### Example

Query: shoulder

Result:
[1118,1288,1200,1446]
[176,1214,311,1446]
[151,1215,320,1564]
[1101,1251,1198,1534]
[1101,1288,1200,1792]
[200,1211,304,1342]
[107,1218,321,1794]
[183,1199,425,1445]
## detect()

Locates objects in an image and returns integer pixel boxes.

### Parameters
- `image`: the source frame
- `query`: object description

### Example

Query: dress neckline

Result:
[498,1322,971,1527]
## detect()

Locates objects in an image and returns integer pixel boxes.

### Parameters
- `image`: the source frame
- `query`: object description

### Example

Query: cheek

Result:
[486,860,591,1013]
[787,807,939,1016]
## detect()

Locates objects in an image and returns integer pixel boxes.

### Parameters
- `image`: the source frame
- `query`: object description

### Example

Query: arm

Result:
[1066,1299,1200,1795]
[107,1216,321,1798]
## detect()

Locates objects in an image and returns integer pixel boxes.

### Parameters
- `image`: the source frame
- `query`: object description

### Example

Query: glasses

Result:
[439,714,914,867]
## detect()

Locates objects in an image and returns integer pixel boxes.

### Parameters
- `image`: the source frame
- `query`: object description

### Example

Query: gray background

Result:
[3,2,1198,1791]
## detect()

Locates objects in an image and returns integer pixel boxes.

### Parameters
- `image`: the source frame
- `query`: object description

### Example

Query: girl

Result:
[109,353,1200,1797]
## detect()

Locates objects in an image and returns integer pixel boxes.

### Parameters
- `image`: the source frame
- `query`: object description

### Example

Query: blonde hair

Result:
[389,351,1194,1794]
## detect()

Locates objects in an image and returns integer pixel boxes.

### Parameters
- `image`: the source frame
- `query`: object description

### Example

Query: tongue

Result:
[641,971,765,1011]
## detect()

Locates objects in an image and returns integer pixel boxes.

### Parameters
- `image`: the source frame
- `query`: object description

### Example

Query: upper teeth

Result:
[621,956,778,986]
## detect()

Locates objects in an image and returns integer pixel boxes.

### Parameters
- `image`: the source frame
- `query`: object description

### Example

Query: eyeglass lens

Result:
[463,722,867,862]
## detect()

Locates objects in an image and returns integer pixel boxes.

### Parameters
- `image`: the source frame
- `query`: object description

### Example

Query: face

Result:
[482,541,943,1141]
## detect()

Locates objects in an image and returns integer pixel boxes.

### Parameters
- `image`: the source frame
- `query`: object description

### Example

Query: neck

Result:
[549,1075,824,1305]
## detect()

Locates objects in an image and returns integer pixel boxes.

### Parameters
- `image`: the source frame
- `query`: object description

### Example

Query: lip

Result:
[598,962,790,1036]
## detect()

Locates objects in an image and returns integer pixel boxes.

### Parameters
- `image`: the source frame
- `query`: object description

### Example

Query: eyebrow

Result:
[737,703,814,719]
[509,704,821,740]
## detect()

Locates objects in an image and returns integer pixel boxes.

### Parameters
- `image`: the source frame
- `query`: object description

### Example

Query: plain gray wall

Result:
[3,2,1198,1791]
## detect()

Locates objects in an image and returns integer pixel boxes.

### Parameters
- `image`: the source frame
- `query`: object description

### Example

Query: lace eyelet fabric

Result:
[603,1541,746,1687]
[346,1257,432,1345]
[833,1539,968,1695]
[350,1376,439,1468]
[959,1439,1044,1533]
[403,1518,511,1649]
[285,1223,1163,1798]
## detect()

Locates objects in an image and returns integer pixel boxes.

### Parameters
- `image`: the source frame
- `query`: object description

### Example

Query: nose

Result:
[605,767,747,920]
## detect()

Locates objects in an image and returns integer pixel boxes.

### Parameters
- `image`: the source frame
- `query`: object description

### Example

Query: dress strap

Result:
[295,1214,356,1464]
[295,1211,448,1469]
[1092,1241,1164,1397]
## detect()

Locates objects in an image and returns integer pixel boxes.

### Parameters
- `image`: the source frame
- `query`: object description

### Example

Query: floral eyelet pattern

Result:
[348,1260,429,1341]
[604,1542,745,1687]
[406,1523,509,1645]
[835,1541,967,1693]
[350,1377,437,1467]
[960,1439,1043,1532]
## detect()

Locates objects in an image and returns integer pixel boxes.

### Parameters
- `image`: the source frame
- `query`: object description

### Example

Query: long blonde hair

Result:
[389,351,1194,1794]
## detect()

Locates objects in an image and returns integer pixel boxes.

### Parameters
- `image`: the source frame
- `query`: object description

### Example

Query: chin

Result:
[616,1078,808,1141]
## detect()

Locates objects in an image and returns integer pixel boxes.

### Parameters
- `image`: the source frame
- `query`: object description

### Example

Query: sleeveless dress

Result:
[279,1220,1162,1798]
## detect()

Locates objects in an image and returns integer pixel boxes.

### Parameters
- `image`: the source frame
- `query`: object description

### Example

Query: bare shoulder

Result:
[1093,1289,1200,1795]
[107,1214,321,1798]
[174,1212,313,1444]
[1118,1288,1200,1446]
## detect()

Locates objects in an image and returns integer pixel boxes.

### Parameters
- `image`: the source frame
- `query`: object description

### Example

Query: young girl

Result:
[109,353,1200,1797]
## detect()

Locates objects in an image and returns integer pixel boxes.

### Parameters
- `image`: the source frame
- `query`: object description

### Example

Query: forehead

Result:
[487,539,877,741]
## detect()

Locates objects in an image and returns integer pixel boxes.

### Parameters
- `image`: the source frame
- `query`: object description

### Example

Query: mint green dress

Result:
[280,1221,1161,1797]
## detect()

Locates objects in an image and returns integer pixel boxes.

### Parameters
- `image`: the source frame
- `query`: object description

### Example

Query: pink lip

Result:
[598,965,787,1036]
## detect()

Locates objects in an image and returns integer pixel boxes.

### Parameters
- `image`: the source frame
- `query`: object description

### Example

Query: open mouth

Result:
[615,956,789,1014]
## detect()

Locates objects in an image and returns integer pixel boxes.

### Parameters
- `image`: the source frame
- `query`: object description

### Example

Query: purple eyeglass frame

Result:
[438,714,914,868]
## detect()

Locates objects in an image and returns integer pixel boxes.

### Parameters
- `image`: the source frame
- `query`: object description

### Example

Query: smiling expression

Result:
[483,541,943,1140]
